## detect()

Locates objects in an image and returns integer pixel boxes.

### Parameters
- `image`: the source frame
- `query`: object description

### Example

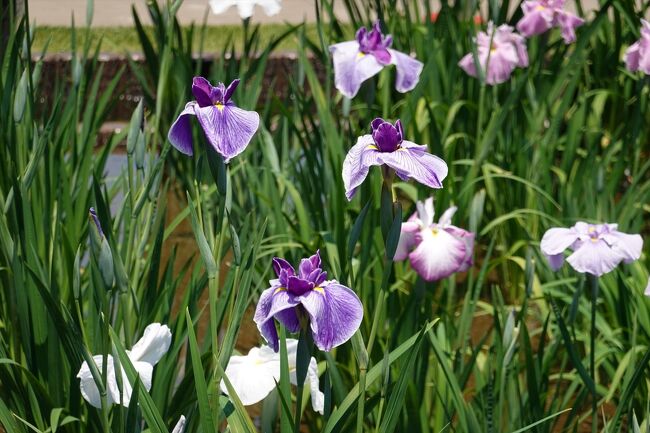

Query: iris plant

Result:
[253,251,363,352]
[168,77,260,162]
[329,21,423,98]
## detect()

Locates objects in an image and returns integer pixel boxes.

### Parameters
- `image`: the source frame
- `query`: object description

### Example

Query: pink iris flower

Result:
[625,19,650,75]
[395,198,474,282]
[541,222,643,277]
[459,22,529,85]
[516,0,585,44]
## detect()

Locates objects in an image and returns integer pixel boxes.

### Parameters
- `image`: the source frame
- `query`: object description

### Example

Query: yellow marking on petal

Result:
[254,359,265,365]
[535,4,546,10]
[431,228,439,236]
[313,286,325,294]
[367,145,378,150]
[357,52,366,59]
[215,102,225,111]
[274,287,287,294]
[588,226,596,233]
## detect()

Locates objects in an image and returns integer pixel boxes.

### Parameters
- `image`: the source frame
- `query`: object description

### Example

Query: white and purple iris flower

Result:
[342,118,448,200]
[459,22,529,85]
[329,21,424,98]
[395,198,474,281]
[77,323,172,408]
[253,251,363,352]
[541,222,643,277]
[516,0,585,43]
[625,19,650,75]
[168,77,260,163]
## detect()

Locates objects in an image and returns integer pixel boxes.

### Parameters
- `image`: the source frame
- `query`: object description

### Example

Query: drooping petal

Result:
[128,323,172,365]
[394,221,420,261]
[388,49,424,93]
[540,227,579,255]
[342,135,382,200]
[625,41,642,72]
[195,104,260,163]
[220,347,279,405]
[380,142,448,189]
[602,231,643,263]
[253,287,300,352]
[77,355,116,408]
[566,239,627,277]
[458,53,479,79]
[545,253,565,271]
[114,360,154,407]
[172,415,187,433]
[329,41,384,98]
[298,282,364,352]
[516,3,554,37]
[408,228,467,281]
[168,102,198,156]
[555,10,584,44]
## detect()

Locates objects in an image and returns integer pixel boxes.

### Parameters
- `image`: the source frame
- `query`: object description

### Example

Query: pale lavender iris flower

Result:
[253,251,363,352]
[459,22,529,85]
[516,0,585,43]
[541,222,643,277]
[329,21,424,98]
[168,77,260,163]
[395,198,474,281]
[342,118,448,200]
[625,19,650,75]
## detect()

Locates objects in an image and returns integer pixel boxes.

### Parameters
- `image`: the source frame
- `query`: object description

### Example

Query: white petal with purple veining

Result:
[388,49,423,93]
[195,104,260,163]
[342,135,382,200]
[380,142,448,189]
[330,41,384,98]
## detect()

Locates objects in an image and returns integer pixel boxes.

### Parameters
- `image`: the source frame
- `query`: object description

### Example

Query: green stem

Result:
[590,275,599,433]
[294,324,313,432]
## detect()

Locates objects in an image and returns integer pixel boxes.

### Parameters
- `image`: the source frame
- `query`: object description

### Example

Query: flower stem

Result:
[589,274,599,433]
[294,325,313,432]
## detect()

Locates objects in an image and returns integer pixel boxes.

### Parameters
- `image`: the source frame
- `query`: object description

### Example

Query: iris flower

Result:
[221,339,323,413]
[168,77,260,162]
[541,222,643,277]
[209,0,281,19]
[77,323,172,408]
[329,21,424,98]
[625,19,650,75]
[459,22,529,85]
[342,118,448,200]
[516,0,585,44]
[253,251,363,352]
[395,198,474,281]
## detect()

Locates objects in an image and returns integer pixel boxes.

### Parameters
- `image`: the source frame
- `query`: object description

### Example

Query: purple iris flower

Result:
[329,21,424,98]
[395,198,474,281]
[168,77,260,163]
[459,22,529,85]
[516,0,585,44]
[253,251,363,352]
[541,222,643,277]
[342,118,448,200]
[625,19,650,75]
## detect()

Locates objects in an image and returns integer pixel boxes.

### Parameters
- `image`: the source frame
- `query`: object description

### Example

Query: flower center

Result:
[357,52,366,59]
[215,102,225,111]
[313,287,325,294]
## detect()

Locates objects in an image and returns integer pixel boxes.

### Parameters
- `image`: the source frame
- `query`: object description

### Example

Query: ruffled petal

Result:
[408,228,467,281]
[602,231,643,263]
[168,102,197,156]
[485,51,518,85]
[566,239,626,277]
[516,6,553,37]
[540,227,579,255]
[388,49,423,93]
[298,282,364,352]
[195,104,260,163]
[342,135,382,200]
[77,355,116,408]
[220,347,279,405]
[329,41,384,98]
[128,323,172,365]
[380,142,448,189]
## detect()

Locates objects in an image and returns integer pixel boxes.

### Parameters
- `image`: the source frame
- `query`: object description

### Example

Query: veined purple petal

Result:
[272,257,295,279]
[372,120,402,152]
[408,228,467,281]
[379,141,448,189]
[223,79,240,104]
[540,227,579,256]
[394,221,419,261]
[168,102,197,156]
[297,282,363,352]
[254,287,300,352]
[388,49,424,93]
[566,239,627,277]
[299,251,322,278]
[602,231,643,264]
[287,276,314,296]
[192,77,213,107]
[342,135,383,200]
[329,41,384,98]
[195,103,260,163]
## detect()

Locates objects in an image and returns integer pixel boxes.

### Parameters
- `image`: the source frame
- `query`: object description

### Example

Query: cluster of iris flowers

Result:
[77,8,649,423]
